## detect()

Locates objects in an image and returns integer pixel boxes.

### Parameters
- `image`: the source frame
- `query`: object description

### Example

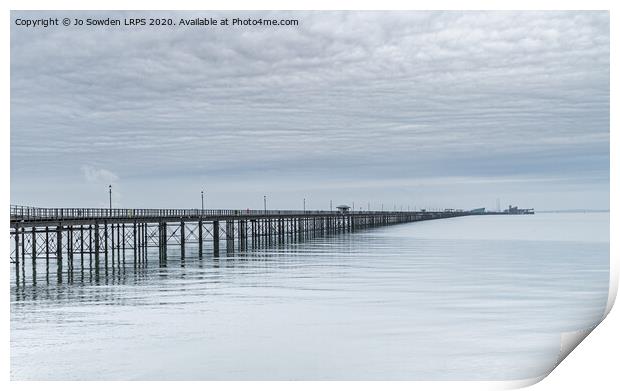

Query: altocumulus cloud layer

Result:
[11,11,609,210]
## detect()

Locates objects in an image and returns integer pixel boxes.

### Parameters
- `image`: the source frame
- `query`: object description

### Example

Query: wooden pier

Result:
[10,205,473,284]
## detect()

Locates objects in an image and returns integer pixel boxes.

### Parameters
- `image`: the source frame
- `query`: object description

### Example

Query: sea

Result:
[10,212,610,380]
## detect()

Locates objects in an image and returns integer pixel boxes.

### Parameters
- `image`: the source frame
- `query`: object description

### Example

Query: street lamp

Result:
[264,195,267,213]
[201,190,204,213]
[303,197,306,213]
[330,200,332,212]
[108,185,112,210]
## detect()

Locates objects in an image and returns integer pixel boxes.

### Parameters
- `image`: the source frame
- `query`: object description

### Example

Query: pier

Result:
[10,205,476,284]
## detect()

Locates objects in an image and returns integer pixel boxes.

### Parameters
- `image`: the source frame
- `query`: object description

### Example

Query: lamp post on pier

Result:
[201,190,204,214]
[108,185,112,210]
[264,195,267,213]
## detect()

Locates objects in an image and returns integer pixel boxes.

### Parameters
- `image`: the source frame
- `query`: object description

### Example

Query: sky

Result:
[10,11,609,211]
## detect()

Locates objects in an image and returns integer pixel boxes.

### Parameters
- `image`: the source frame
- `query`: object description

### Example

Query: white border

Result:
[2,1,617,390]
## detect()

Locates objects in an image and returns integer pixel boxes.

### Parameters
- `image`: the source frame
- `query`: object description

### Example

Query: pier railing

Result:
[10,204,454,222]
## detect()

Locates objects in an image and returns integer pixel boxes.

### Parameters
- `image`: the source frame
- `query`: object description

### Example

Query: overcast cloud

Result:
[10,11,609,210]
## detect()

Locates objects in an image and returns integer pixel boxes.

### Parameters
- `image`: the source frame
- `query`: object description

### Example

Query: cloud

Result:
[10,11,609,209]
[80,165,118,185]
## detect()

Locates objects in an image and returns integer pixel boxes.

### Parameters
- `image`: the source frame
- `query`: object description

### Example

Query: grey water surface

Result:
[10,212,609,380]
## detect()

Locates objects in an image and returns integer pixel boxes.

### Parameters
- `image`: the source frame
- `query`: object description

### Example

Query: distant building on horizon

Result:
[505,205,535,215]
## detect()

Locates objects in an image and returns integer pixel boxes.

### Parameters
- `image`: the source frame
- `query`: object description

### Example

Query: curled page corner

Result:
[556,326,597,368]
[527,271,619,386]
[604,266,618,317]
[483,376,546,390]
[497,323,602,390]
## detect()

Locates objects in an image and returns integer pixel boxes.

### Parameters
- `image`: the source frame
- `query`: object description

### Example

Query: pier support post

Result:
[237,220,244,250]
[29,228,36,283]
[94,223,100,272]
[14,225,20,268]
[79,226,84,269]
[180,221,186,260]
[31,226,37,262]
[133,222,137,267]
[279,219,284,243]
[143,223,148,264]
[21,227,26,268]
[116,224,121,264]
[198,220,203,259]
[104,223,108,269]
[14,227,20,283]
[68,227,73,273]
[89,225,93,268]
[158,222,162,261]
[225,220,234,253]
[158,222,167,264]
[111,223,115,265]
[45,226,50,268]
[213,221,220,255]
[122,224,126,263]
[56,225,63,279]
[136,223,140,263]
[31,227,37,282]
[163,222,167,260]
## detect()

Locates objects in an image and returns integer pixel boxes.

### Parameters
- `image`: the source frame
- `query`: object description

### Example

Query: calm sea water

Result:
[10,212,609,380]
